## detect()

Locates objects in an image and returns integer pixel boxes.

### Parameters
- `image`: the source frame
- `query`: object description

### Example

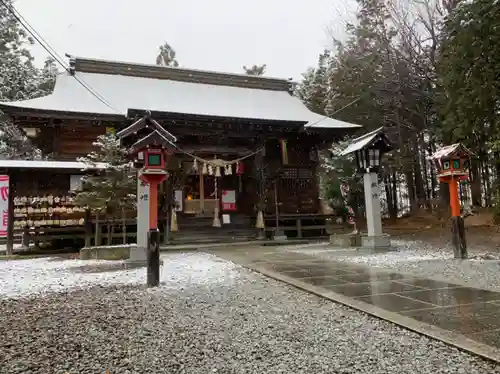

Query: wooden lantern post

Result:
[116,113,177,286]
[430,144,473,259]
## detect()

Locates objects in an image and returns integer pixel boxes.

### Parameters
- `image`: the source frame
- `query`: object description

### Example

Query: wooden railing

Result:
[5,213,342,251]
[262,214,339,239]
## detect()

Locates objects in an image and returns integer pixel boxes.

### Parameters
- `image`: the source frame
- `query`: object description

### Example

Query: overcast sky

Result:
[15,0,356,80]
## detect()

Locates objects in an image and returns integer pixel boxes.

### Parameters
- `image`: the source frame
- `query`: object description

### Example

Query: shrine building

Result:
[0,56,360,249]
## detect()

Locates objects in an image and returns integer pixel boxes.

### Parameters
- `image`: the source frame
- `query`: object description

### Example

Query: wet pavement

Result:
[212,247,500,351]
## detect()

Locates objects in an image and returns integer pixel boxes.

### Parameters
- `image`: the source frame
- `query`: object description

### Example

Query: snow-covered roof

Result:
[340,127,392,156]
[430,143,474,160]
[0,57,360,130]
[0,160,106,170]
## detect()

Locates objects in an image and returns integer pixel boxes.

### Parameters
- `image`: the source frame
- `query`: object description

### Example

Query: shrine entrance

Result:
[175,158,255,218]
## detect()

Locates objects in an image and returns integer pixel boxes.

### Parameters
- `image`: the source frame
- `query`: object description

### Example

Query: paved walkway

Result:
[210,246,500,359]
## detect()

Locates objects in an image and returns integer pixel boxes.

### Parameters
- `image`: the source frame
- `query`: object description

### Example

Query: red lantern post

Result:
[138,147,170,287]
[116,114,177,287]
[430,144,473,259]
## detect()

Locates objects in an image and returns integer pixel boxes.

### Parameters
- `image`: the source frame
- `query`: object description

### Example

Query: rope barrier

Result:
[171,143,265,166]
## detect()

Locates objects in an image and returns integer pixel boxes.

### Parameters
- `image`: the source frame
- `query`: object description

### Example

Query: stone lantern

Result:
[340,127,393,250]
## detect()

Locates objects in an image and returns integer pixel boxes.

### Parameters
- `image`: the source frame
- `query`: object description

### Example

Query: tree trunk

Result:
[121,207,126,244]
[384,171,398,220]
[419,133,431,205]
[412,134,426,208]
[94,212,100,246]
[470,159,482,206]
[404,170,417,213]
[481,159,491,206]
[392,170,398,217]
[495,152,500,192]
[84,209,91,248]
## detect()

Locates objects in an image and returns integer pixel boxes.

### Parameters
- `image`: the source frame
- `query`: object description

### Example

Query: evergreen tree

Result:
[295,51,330,114]
[37,56,58,93]
[0,0,55,160]
[243,64,266,76]
[297,0,460,217]
[74,130,136,221]
[439,0,500,206]
[156,42,179,67]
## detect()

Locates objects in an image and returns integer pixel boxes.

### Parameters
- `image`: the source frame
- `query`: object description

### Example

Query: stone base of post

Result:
[451,216,467,259]
[361,234,391,251]
[273,229,287,241]
[128,246,147,264]
[329,233,361,248]
[125,245,163,268]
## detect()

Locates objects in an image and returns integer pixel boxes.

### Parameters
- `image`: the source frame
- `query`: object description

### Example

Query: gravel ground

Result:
[1,252,500,373]
[285,240,500,291]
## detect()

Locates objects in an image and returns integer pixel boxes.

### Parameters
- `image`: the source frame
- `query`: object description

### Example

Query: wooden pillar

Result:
[449,178,467,259]
[84,209,92,247]
[6,171,15,256]
[94,212,101,247]
[296,218,302,238]
[200,174,205,214]
[162,178,171,245]
[254,142,266,239]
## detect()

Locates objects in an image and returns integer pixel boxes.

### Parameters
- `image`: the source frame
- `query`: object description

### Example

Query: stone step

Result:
[170,233,256,245]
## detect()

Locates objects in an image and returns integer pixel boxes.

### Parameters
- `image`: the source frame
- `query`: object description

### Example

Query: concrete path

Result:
[209,246,500,362]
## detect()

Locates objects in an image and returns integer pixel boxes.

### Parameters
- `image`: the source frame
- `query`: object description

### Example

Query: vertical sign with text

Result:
[221,190,236,211]
[0,176,9,237]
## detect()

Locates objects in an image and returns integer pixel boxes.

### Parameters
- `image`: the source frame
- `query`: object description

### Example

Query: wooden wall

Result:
[264,137,319,215]
[22,117,322,216]
[15,171,70,196]
[56,122,106,160]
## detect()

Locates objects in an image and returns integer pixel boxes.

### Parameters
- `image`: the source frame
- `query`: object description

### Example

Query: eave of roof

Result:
[430,143,474,160]
[0,159,106,170]
[340,127,392,156]
[0,57,361,131]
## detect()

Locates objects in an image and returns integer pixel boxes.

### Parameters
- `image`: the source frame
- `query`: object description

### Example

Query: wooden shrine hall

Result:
[0,56,360,248]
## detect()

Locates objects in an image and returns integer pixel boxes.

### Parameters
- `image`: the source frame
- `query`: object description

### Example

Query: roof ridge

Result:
[70,56,295,92]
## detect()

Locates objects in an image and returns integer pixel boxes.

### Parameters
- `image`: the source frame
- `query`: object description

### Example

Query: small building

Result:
[0,57,360,247]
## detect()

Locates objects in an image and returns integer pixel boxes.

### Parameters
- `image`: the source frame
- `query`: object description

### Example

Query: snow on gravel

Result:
[0,253,240,298]
[285,240,500,291]
[1,252,500,373]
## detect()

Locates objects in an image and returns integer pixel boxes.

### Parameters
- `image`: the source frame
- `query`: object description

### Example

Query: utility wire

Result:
[306,94,365,128]
[0,0,120,114]
[2,0,362,127]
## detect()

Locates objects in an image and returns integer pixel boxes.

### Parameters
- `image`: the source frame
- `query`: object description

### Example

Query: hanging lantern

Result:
[226,164,233,175]
[193,158,198,171]
[202,163,208,175]
[215,166,221,177]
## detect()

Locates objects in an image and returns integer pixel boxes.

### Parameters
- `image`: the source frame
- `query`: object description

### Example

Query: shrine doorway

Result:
[178,163,255,217]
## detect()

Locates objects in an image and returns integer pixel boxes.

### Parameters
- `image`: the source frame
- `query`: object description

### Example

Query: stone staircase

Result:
[169,214,256,245]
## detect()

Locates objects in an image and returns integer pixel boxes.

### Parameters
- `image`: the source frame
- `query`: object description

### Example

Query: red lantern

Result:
[236,161,245,175]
